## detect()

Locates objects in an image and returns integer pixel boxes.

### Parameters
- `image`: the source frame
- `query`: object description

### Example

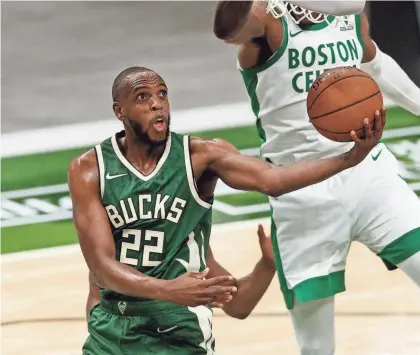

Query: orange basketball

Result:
[307,66,383,142]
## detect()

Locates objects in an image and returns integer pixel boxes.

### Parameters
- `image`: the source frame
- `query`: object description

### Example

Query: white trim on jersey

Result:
[111,133,172,181]
[94,144,105,198]
[183,135,212,209]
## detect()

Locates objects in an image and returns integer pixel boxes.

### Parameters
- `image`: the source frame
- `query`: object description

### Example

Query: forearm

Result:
[361,44,420,116]
[288,0,365,15]
[223,258,275,319]
[92,258,168,301]
[264,152,351,196]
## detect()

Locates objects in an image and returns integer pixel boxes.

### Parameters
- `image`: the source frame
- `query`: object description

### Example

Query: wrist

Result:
[260,257,276,272]
[340,151,356,169]
[151,278,173,302]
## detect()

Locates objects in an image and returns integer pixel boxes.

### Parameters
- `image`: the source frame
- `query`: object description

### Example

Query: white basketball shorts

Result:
[269,143,420,309]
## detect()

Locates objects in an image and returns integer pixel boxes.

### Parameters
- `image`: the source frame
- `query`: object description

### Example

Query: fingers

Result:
[190,267,210,280]
[381,106,387,128]
[203,275,234,286]
[192,291,235,307]
[364,118,373,139]
[198,267,209,278]
[376,106,386,138]
[206,285,238,295]
[207,291,236,308]
[257,224,268,244]
[373,109,381,135]
[350,130,361,144]
[213,278,236,287]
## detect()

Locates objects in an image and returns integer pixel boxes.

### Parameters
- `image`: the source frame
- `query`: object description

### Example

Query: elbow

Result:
[268,190,284,198]
[225,309,251,320]
[91,271,108,290]
[261,181,284,198]
[233,312,250,320]
[89,261,113,290]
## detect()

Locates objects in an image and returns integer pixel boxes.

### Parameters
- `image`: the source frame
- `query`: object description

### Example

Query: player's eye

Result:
[159,90,168,98]
[137,93,149,100]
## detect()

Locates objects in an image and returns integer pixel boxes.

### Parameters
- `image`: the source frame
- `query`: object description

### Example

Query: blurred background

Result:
[1,1,420,354]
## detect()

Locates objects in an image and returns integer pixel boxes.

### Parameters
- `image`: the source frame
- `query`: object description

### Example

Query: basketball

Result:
[307,66,383,142]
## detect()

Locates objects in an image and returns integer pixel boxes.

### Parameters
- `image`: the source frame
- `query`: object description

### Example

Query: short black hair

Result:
[112,66,156,102]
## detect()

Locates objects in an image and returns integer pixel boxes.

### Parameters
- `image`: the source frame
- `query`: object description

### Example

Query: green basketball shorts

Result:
[83,299,215,355]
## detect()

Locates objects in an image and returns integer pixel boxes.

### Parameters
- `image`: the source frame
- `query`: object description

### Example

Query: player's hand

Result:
[347,107,386,167]
[163,268,237,307]
[257,224,275,270]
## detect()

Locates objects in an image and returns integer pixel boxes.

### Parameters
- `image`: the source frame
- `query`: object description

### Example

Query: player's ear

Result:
[112,102,124,122]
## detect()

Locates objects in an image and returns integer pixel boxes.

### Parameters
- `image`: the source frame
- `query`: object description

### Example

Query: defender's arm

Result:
[206,225,275,319]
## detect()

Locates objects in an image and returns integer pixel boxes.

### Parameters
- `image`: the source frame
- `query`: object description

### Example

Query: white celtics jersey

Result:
[240,14,365,165]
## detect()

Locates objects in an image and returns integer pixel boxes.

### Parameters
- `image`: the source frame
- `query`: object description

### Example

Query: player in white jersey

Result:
[213,1,420,354]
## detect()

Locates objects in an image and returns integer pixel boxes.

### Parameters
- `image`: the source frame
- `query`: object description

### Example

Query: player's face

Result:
[118,72,170,146]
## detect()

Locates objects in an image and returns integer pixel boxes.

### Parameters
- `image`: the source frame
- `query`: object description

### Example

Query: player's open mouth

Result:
[153,118,166,132]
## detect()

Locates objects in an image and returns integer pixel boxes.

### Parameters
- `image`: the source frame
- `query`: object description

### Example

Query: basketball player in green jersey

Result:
[213,1,420,354]
[68,66,383,355]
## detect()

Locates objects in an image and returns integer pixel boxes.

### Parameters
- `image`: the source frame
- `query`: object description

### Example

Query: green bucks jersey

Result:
[94,131,212,302]
[240,14,364,166]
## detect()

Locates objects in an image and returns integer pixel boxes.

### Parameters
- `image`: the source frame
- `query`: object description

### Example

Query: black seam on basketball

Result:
[310,91,381,120]
[308,74,372,112]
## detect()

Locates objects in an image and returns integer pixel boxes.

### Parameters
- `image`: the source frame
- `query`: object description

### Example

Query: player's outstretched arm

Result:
[359,12,420,116]
[68,151,236,307]
[195,111,385,197]
[206,225,276,319]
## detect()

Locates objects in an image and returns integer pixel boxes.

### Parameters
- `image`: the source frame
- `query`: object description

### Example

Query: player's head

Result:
[112,67,170,146]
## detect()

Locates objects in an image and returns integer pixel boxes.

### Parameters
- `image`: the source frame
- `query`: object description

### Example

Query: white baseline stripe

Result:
[1,217,270,262]
[1,184,69,199]
[1,211,73,228]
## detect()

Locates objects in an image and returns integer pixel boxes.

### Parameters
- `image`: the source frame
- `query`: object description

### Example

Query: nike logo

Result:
[105,172,127,180]
[157,325,178,333]
[290,30,303,38]
[372,149,383,161]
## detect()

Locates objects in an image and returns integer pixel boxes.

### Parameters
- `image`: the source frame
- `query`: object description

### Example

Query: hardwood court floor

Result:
[2,219,420,355]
